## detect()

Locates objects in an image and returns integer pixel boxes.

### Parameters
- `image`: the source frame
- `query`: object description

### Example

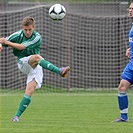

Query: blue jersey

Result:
[122,23,133,84]
[129,23,133,60]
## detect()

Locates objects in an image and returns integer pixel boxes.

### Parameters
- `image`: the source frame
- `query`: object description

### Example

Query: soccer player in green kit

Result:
[0,16,70,122]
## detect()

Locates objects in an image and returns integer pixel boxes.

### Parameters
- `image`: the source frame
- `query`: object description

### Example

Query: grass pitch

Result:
[0,92,133,133]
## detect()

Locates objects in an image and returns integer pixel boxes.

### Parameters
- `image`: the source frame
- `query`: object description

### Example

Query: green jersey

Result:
[6,30,42,59]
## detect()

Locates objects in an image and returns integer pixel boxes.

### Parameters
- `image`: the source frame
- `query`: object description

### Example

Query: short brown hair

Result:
[22,16,35,26]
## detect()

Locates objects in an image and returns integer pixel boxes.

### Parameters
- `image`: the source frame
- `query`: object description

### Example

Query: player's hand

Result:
[0,43,3,53]
[126,48,130,58]
[0,37,7,44]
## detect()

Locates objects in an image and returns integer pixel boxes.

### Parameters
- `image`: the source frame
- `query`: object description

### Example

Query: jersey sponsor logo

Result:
[129,37,133,42]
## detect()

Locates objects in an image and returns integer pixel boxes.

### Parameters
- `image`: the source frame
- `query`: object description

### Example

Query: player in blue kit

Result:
[0,16,70,122]
[113,2,133,122]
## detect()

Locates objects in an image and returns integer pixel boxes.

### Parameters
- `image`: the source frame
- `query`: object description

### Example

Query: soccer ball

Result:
[49,4,66,20]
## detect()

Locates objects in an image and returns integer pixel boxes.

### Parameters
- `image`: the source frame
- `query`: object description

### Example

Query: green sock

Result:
[15,94,31,117]
[38,58,60,74]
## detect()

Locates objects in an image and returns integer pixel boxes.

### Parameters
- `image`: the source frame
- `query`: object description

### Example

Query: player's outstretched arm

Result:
[0,37,25,50]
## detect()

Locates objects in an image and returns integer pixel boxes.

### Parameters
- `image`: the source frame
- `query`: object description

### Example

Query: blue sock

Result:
[118,92,128,120]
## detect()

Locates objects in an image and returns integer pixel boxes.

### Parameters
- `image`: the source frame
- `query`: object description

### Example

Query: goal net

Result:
[0,0,131,92]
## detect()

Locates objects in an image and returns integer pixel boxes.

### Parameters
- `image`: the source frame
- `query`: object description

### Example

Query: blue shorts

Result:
[122,61,133,84]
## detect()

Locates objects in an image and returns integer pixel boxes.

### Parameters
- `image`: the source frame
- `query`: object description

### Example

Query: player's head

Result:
[129,2,133,19]
[22,16,35,38]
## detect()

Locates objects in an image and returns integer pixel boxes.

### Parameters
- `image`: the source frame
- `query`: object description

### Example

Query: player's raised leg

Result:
[29,54,70,78]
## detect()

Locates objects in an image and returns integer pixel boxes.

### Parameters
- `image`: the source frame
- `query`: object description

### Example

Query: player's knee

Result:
[33,54,42,62]
[26,89,34,96]
[118,85,127,92]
